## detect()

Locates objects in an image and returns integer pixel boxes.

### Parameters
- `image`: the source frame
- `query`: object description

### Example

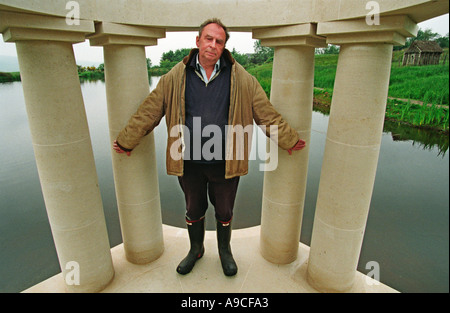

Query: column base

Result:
[124,245,165,265]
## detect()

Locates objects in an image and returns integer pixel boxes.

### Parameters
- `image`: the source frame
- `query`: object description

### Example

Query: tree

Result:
[161,50,175,62]
[322,44,340,54]
[416,28,441,41]
[77,65,85,72]
[231,48,249,66]
[396,28,447,50]
[158,48,191,70]
[436,33,449,48]
[249,40,274,65]
[161,48,191,63]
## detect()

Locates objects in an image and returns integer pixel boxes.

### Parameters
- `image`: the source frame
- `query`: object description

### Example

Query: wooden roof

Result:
[405,41,443,54]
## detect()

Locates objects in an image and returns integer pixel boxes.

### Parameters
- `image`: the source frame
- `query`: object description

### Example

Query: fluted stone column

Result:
[1,12,115,292]
[253,24,326,264]
[306,16,418,292]
[89,22,165,264]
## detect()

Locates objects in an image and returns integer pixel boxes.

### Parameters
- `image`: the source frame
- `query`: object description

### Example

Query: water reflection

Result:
[312,104,449,157]
[384,120,449,157]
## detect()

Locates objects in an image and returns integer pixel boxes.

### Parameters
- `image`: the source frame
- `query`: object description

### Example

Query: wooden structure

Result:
[402,40,443,66]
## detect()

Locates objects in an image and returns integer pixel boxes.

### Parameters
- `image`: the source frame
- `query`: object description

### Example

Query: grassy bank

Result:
[385,98,449,131]
[0,72,20,83]
[249,49,449,104]
[248,49,449,132]
[312,88,449,132]
[78,71,104,80]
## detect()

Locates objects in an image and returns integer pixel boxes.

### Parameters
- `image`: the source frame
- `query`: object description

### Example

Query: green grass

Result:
[246,63,273,96]
[388,65,449,105]
[0,72,21,83]
[248,49,449,132]
[247,54,339,94]
[78,71,104,80]
[313,51,449,105]
[386,99,449,131]
[313,54,338,90]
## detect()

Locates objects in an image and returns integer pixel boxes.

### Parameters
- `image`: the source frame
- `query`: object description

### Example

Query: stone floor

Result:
[23,224,398,293]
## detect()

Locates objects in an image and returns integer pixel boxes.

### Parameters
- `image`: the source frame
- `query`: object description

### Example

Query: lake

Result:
[0,78,448,293]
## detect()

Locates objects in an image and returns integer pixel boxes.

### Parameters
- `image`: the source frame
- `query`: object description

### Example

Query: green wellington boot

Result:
[176,218,205,275]
[216,220,238,276]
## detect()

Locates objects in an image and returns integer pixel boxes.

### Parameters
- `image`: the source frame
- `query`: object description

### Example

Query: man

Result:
[113,18,306,277]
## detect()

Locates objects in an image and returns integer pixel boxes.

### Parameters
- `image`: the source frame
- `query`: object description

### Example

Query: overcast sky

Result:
[0,13,448,67]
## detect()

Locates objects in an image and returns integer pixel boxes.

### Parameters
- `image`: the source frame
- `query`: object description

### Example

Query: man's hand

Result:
[113,140,131,156]
[288,139,306,155]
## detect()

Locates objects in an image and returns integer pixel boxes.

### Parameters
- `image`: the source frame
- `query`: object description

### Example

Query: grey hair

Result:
[199,18,230,43]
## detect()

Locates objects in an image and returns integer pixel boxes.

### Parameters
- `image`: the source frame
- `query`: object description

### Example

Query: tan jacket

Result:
[116,49,299,179]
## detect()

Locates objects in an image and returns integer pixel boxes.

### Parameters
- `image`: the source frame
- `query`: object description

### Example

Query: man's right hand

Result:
[113,140,131,156]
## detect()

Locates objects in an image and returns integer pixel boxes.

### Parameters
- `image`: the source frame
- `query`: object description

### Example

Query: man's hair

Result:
[199,18,230,43]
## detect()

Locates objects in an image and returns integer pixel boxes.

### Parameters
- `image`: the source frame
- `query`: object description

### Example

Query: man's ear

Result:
[196,36,200,48]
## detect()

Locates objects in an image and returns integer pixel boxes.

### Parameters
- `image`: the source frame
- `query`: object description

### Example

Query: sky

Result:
[0,13,448,69]
[0,30,257,68]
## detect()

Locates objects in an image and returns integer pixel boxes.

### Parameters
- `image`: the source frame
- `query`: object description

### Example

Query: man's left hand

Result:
[288,139,306,155]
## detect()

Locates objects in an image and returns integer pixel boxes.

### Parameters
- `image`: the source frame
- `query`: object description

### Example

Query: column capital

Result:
[88,22,165,46]
[317,15,418,46]
[252,23,327,48]
[0,10,94,43]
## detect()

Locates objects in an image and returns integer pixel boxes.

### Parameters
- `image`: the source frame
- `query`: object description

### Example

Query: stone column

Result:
[306,16,418,292]
[89,22,166,264]
[1,12,114,292]
[253,24,326,264]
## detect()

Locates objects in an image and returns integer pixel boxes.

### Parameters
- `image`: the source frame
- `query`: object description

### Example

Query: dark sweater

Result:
[184,53,231,163]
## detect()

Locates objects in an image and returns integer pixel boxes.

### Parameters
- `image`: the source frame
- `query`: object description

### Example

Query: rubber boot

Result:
[217,220,238,276]
[176,218,205,275]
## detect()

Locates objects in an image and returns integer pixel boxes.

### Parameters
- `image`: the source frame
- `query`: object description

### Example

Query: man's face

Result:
[196,23,226,67]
